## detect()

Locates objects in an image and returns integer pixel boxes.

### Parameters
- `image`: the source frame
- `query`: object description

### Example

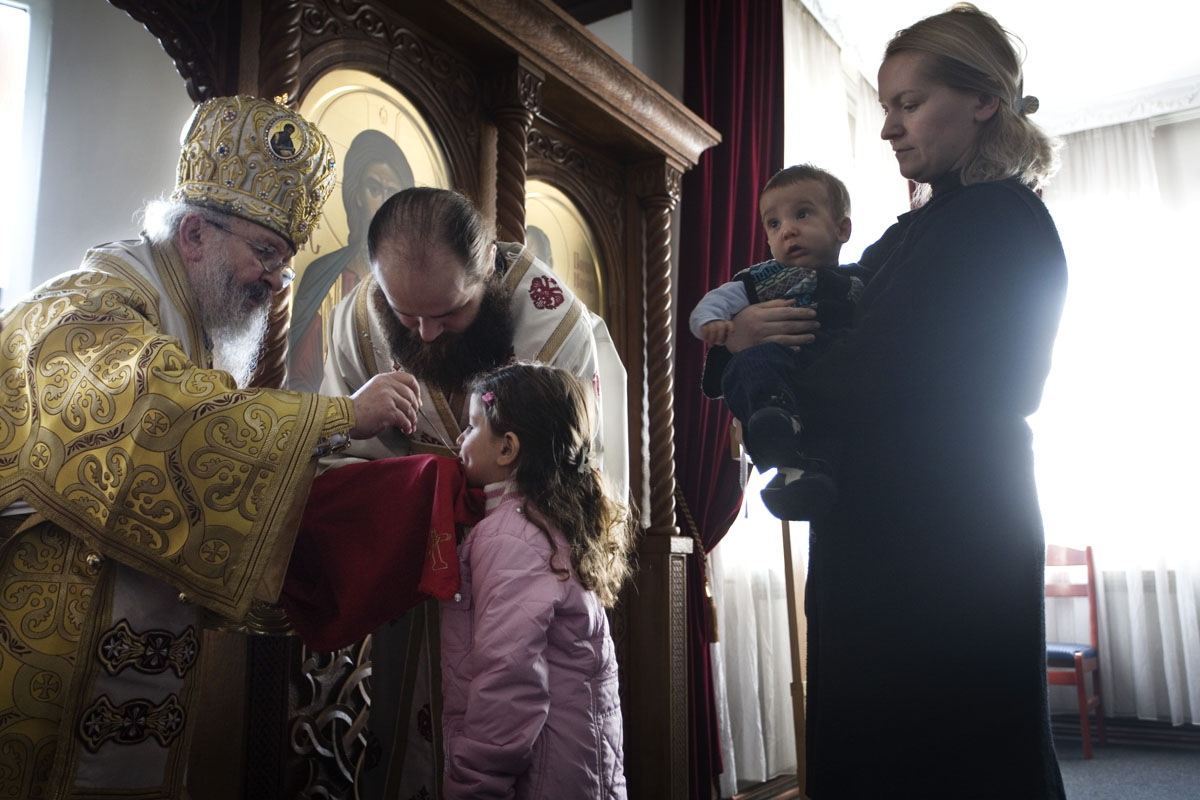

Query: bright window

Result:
[0,2,30,304]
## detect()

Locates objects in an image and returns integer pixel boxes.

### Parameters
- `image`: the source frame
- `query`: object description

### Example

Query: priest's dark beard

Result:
[372,279,515,395]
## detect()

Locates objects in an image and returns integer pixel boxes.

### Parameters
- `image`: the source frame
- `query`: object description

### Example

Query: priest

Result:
[317,186,629,798]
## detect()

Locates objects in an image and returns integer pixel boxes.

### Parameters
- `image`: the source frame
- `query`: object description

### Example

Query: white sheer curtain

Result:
[709,2,911,795]
[710,471,800,797]
[842,69,911,261]
[780,0,908,262]
[781,0,850,175]
[1036,119,1200,725]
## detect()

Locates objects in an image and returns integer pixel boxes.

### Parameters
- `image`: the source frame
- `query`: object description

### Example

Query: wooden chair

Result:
[1045,544,1106,758]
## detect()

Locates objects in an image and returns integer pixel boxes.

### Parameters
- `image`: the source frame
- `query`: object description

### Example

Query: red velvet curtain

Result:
[678,1,784,796]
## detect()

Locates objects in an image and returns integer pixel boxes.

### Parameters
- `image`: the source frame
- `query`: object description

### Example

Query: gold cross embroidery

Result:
[427,527,452,572]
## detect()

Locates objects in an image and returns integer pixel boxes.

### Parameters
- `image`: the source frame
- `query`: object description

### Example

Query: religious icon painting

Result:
[295,69,451,286]
[266,117,303,161]
[525,180,605,318]
[284,70,456,392]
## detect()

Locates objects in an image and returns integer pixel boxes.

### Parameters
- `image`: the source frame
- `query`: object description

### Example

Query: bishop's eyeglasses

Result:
[204,218,296,286]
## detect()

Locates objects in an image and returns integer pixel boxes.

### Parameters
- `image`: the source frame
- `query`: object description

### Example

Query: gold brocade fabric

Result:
[0,260,351,619]
[0,516,89,795]
[0,245,352,796]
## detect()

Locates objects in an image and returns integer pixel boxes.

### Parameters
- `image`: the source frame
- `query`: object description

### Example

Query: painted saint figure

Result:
[288,128,415,392]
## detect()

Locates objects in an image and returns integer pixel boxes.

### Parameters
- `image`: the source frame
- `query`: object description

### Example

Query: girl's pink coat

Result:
[440,489,626,799]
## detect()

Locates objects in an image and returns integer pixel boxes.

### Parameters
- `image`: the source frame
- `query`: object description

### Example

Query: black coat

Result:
[796,177,1069,798]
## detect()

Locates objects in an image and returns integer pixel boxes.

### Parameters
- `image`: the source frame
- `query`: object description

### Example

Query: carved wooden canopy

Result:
[111,2,719,797]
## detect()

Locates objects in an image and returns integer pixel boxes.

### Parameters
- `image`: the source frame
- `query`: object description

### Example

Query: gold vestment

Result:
[0,239,352,798]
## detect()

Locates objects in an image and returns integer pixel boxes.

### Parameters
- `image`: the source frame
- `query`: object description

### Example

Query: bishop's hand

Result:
[349,370,421,438]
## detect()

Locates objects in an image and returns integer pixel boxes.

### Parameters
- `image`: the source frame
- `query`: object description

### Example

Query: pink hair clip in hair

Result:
[481,391,495,406]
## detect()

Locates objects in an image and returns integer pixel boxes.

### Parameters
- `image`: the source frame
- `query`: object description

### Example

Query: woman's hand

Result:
[726,299,819,353]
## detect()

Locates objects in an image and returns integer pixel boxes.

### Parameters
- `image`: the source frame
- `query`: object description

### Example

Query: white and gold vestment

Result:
[320,241,628,495]
[316,241,628,798]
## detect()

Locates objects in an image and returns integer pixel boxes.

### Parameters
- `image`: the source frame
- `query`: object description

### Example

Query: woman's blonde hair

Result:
[885,3,1060,190]
[470,363,635,607]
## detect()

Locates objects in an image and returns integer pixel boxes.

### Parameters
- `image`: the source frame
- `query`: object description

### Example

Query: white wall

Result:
[587,1,685,101]
[632,0,684,101]
[27,0,192,291]
[587,11,633,64]
[586,0,687,327]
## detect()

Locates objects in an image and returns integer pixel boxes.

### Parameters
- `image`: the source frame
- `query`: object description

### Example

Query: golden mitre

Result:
[171,95,336,249]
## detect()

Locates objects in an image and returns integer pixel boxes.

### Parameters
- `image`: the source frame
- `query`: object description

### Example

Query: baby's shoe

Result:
[760,467,837,521]
[746,406,803,470]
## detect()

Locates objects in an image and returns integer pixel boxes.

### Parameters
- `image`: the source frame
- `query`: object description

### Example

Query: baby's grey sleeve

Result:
[688,281,751,339]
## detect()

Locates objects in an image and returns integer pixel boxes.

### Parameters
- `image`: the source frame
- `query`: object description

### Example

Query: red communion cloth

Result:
[281,454,484,651]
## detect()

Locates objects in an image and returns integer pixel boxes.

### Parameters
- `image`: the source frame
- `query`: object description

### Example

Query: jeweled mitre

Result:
[170,95,336,249]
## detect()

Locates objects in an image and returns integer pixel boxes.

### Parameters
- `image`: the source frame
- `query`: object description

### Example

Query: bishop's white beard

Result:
[190,243,271,388]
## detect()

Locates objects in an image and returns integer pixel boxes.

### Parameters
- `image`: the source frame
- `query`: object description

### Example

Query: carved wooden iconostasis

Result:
[110,1,718,798]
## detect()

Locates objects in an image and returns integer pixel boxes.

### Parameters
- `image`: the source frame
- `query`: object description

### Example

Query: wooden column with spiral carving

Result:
[486,59,544,245]
[257,0,303,102]
[636,160,683,537]
[626,159,693,800]
[246,0,305,392]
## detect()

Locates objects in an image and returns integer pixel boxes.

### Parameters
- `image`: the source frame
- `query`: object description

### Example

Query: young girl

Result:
[442,363,634,799]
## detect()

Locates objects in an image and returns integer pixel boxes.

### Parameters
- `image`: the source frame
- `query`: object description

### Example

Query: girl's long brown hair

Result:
[471,363,635,607]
